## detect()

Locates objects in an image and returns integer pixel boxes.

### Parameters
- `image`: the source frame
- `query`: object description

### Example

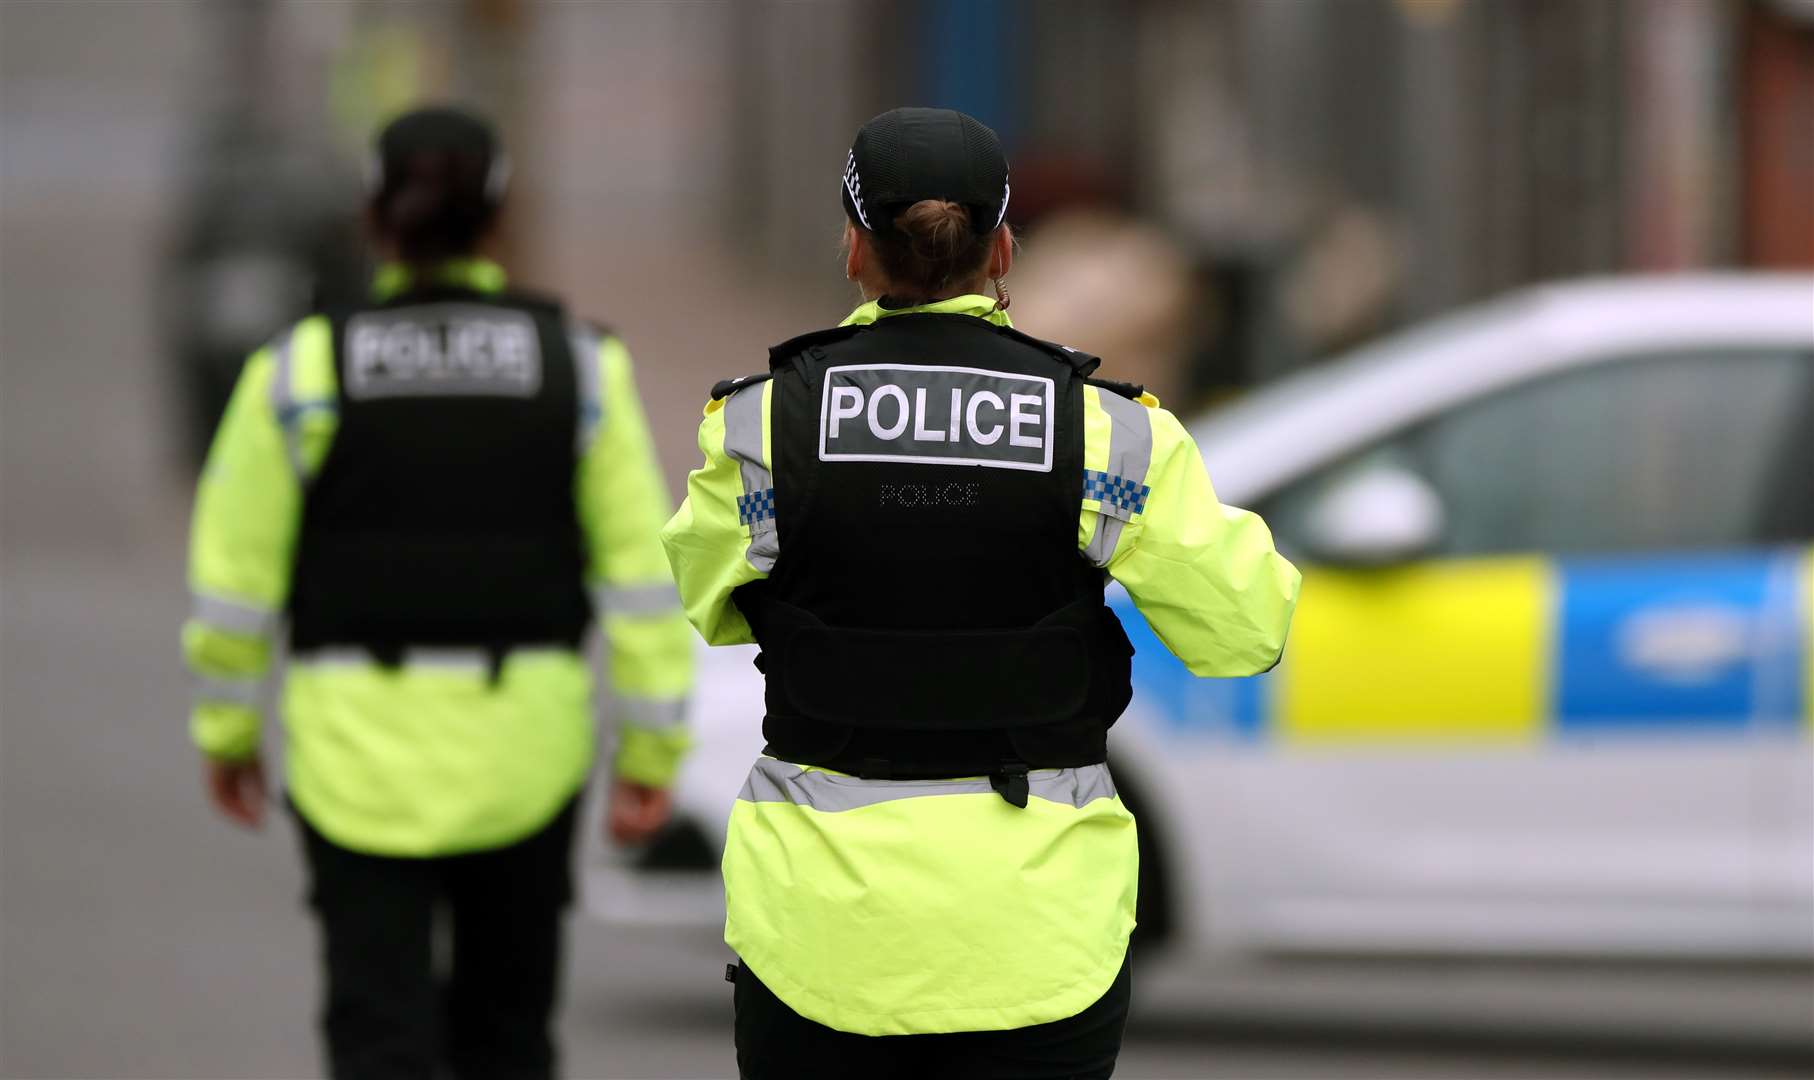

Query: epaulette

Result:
[1083,376,1146,401]
[565,315,617,347]
[505,286,569,315]
[572,316,616,340]
[991,324,1103,377]
[710,372,773,401]
[766,324,865,369]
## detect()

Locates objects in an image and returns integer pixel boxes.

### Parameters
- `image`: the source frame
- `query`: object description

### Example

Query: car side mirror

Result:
[1301,462,1445,565]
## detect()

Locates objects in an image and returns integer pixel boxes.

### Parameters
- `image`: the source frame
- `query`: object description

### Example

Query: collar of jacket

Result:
[839,293,1012,328]
[371,257,508,301]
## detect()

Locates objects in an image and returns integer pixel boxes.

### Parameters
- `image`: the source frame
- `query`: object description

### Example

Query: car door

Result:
[1213,345,1813,956]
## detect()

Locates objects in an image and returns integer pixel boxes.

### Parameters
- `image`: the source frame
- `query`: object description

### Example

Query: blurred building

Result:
[162,0,1814,463]
[730,0,1812,403]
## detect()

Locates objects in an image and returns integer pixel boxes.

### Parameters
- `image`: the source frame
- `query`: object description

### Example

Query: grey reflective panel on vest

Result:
[268,327,305,477]
[737,757,1117,811]
[345,304,541,400]
[721,384,778,571]
[568,323,604,453]
[1084,389,1155,567]
[818,364,1055,472]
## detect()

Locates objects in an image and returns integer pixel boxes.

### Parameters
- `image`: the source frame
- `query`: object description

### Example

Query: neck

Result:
[929,276,991,302]
[872,276,991,307]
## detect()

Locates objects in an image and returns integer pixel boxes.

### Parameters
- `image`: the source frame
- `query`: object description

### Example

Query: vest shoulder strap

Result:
[1083,376,1146,401]
[568,314,615,340]
[710,371,773,401]
[990,324,1103,377]
[766,324,864,370]
[496,287,568,318]
[768,320,1101,375]
[349,285,569,319]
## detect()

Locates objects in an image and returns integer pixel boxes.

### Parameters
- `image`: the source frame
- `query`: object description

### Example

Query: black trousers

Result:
[295,799,578,1080]
[732,951,1131,1080]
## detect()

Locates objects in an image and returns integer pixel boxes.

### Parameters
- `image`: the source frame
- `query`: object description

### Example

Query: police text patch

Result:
[346,305,541,400]
[818,364,1054,472]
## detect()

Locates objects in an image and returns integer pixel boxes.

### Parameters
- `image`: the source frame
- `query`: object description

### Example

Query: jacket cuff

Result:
[191,702,262,761]
[612,726,692,788]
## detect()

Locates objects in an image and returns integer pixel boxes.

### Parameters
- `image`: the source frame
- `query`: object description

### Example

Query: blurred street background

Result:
[3,1,1812,1077]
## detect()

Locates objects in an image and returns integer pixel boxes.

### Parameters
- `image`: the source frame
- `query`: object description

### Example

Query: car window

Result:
[1262,349,1814,558]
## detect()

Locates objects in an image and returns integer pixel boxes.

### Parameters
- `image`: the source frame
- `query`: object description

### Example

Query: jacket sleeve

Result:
[576,332,698,788]
[659,379,774,647]
[1079,385,1301,676]
[184,316,336,759]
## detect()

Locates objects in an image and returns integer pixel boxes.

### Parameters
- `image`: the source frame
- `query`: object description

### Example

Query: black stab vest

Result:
[288,287,591,662]
[734,313,1135,783]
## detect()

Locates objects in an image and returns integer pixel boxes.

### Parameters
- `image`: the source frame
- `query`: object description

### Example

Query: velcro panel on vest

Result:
[782,624,1091,730]
[760,598,1124,731]
[292,533,589,651]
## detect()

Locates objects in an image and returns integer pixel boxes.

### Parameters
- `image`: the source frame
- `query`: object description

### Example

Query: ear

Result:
[987,225,1014,279]
[844,220,865,281]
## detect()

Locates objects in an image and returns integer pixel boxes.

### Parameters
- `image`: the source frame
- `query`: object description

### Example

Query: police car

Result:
[588,274,1814,964]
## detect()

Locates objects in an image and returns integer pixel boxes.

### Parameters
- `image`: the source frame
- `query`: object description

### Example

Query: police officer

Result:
[661,107,1301,1079]
[184,106,695,1079]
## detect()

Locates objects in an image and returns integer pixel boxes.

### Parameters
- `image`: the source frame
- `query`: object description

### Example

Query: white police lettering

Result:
[966,391,1005,445]
[911,388,946,442]
[828,385,864,437]
[1009,393,1044,449]
[819,364,1053,472]
[867,384,910,440]
[346,305,541,400]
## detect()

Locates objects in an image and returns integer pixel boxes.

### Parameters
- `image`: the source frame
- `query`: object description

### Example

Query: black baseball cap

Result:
[371,106,510,205]
[840,107,1009,235]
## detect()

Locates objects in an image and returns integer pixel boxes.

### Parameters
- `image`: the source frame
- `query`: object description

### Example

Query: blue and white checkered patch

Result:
[1083,469,1150,516]
[737,488,776,526]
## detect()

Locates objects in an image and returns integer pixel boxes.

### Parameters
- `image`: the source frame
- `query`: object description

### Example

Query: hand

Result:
[205,753,267,829]
[606,780,673,847]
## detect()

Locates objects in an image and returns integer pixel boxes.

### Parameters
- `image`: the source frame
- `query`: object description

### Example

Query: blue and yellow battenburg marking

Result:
[1116,547,1813,743]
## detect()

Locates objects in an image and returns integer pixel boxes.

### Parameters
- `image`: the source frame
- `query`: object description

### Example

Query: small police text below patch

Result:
[879,481,981,509]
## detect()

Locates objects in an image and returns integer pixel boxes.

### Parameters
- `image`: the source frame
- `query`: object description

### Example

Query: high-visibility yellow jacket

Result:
[661,294,1299,1035]
[185,258,695,856]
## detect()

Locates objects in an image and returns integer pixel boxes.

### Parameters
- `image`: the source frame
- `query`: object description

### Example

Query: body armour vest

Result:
[288,287,591,661]
[733,313,1135,791]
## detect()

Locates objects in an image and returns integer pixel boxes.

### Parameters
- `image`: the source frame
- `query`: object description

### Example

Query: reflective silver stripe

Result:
[612,694,688,733]
[1084,391,1154,568]
[594,581,682,617]
[736,758,1117,812]
[570,323,604,453]
[267,328,303,476]
[290,645,576,672]
[722,385,779,572]
[190,592,277,637]
[192,674,263,708]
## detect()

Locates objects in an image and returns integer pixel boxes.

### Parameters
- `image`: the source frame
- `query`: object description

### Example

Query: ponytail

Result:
[867,200,995,303]
[372,148,496,264]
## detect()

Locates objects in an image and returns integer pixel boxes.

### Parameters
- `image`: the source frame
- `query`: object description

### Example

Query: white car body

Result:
[586,274,1814,963]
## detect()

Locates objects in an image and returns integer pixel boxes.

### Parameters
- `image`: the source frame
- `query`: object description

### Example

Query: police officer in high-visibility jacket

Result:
[184,107,694,1080]
[661,107,1300,1079]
